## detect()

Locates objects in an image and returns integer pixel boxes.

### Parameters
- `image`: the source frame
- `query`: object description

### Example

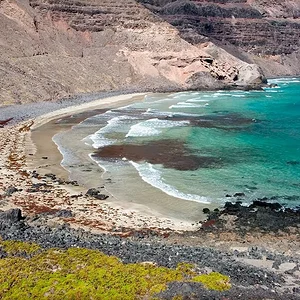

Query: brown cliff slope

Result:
[0,0,267,105]
[138,0,300,77]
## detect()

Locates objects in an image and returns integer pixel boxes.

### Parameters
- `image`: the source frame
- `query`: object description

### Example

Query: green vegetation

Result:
[1,240,41,256]
[193,272,231,291]
[0,241,231,299]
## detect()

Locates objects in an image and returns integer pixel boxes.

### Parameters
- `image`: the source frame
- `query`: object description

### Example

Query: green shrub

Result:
[193,272,231,291]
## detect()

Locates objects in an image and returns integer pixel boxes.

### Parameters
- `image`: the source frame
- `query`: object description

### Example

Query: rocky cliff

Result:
[0,0,295,105]
[137,0,300,77]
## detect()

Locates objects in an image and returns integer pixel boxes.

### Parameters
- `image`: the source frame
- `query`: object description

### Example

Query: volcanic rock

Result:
[0,208,22,223]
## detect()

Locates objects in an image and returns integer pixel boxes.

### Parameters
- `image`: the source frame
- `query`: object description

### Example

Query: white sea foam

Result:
[211,92,227,98]
[52,134,71,169]
[169,102,206,109]
[269,77,300,84]
[126,118,189,138]
[186,99,209,103]
[126,123,160,137]
[216,93,233,96]
[143,109,200,118]
[182,92,201,96]
[232,94,246,97]
[263,86,280,90]
[172,112,201,117]
[143,108,157,114]
[171,92,190,99]
[90,115,137,148]
[130,161,210,203]
[266,90,280,93]
[90,136,116,148]
[88,153,108,173]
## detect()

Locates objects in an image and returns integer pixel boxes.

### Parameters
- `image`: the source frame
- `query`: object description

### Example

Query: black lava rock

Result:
[250,201,282,211]
[202,208,210,214]
[0,208,22,223]
[54,210,73,218]
[86,188,109,200]
[5,186,18,196]
[233,192,245,197]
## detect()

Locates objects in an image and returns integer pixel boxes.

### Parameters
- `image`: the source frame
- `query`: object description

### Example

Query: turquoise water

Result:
[88,78,300,207]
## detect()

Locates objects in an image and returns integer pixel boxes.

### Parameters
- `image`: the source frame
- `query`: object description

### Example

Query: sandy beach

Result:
[1,92,300,298]
[0,93,216,235]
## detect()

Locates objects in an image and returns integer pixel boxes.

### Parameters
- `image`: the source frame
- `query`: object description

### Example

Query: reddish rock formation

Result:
[1,0,295,105]
[137,0,300,77]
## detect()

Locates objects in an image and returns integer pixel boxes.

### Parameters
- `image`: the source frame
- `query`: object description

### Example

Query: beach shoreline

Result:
[30,92,220,229]
[1,88,299,233]
[0,88,299,233]
[1,90,300,298]
[1,92,215,234]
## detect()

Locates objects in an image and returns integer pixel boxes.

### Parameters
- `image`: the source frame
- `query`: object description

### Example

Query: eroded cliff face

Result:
[0,0,275,105]
[137,0,300,77]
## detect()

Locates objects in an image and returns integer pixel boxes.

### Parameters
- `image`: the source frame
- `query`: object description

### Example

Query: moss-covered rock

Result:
[0,241,231,299]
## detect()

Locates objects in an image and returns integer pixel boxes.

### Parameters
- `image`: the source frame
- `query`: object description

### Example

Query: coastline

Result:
[1,92,215,234]
[0,89,300,298]
[29,92,219,230]
[1,86,299,233]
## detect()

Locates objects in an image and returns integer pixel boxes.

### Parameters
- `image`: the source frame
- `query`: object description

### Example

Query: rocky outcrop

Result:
[0,0,267,105]
[138,0,300,77]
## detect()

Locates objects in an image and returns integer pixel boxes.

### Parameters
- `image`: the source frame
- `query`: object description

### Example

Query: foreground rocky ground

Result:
[0,207,299,299]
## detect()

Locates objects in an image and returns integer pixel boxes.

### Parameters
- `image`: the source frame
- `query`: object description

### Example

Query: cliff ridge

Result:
[1,0,293,105]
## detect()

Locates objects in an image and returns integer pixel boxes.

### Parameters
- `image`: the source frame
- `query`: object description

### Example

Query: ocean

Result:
[56,78,300,208]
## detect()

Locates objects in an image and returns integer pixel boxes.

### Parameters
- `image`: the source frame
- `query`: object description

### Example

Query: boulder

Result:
[54,209,73,218]
[5,186,18,196]
[86,188,109,200]
[0,208,22,223]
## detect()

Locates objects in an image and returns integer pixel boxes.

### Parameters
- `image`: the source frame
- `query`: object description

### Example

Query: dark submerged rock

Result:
[233,192,245,197]
[202,208,210,214]
[93,140,223,171]
[287,161,300,165]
